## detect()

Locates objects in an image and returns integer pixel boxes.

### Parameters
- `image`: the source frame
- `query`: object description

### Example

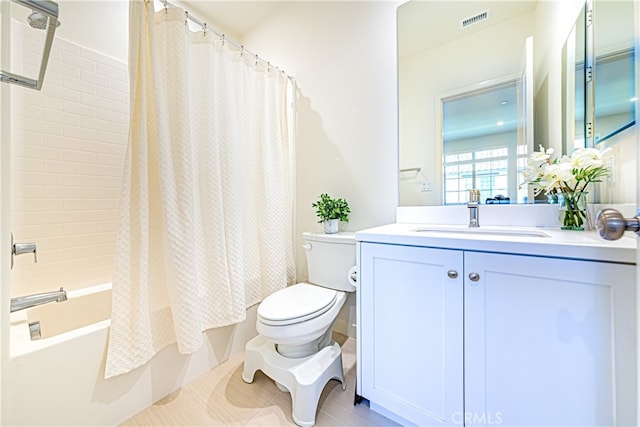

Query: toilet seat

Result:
[258,283,337,326]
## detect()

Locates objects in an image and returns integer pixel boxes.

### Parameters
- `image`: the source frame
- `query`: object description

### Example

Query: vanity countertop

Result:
[355,223,637,264]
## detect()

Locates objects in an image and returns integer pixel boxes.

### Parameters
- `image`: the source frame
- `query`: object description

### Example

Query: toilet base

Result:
[242,335,346,427]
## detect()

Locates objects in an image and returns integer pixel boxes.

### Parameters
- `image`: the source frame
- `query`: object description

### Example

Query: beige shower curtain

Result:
[105,1,296,378]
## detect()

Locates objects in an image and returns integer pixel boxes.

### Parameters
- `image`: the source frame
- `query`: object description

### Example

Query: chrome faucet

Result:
[11,233,38,269]
[468,189,480,228]
[10,287,67,313]
[14,241,37,260]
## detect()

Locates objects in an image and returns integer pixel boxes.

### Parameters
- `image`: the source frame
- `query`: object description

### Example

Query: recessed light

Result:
[630,96,638,102]
[496,121,504,126]
[500,100,508,105]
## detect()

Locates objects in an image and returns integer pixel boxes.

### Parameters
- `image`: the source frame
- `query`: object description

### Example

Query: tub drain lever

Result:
[11,233,38,269]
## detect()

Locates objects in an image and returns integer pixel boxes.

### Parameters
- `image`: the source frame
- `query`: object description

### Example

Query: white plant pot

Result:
[323,219,339,234]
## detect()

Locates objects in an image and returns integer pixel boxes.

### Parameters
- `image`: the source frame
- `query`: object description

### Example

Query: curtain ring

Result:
[255,54,258,66]
[203,22,207,36]
[267,61,271,72]
[162,0,167,13]
[184,10,189,26]
[240,45,244,56]
[221,34,225,46]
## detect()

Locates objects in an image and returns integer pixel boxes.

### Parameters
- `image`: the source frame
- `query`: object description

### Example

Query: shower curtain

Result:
[105,1,296,378]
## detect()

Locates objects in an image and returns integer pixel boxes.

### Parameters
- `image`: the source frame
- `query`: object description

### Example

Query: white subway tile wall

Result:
[10,21,129,296]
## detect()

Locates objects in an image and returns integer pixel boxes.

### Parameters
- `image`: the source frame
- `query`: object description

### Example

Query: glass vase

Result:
[558,191,589,230]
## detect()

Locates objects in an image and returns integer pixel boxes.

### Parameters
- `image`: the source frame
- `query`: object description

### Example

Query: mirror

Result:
[398,1,537,206]
[593,0,636,145]
[564,0,636,152]
[562,5,586,151]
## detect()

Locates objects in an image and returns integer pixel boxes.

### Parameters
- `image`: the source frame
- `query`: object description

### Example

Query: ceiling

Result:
[397,1,537,59]
[443,81,518,142]
[177,1,286,39]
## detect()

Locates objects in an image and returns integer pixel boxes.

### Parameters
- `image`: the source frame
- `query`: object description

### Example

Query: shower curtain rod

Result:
[158,0,292,80]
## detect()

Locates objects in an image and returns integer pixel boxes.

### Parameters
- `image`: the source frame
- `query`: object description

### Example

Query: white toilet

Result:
[242,231,356,427]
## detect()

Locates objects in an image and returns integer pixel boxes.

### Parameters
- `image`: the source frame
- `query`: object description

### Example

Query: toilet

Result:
[242,231,356,427]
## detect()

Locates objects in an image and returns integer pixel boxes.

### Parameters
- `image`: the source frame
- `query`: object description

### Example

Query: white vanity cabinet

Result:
[358,241,636,426]
[359,243,464,425]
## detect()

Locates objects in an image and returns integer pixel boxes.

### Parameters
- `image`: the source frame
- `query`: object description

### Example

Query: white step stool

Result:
[242,335,346,426]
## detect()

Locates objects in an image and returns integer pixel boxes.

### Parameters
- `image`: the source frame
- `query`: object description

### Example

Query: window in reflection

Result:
[441,80,529,205]
[443,148,509,205]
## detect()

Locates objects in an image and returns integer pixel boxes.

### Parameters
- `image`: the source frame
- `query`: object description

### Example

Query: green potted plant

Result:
[312,193,350,234]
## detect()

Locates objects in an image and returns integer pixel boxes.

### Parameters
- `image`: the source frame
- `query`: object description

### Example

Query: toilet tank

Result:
[303,231,356,292]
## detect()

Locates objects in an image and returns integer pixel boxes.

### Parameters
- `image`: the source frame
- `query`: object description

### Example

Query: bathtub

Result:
[5,283,259,426]
[10,283,112,350]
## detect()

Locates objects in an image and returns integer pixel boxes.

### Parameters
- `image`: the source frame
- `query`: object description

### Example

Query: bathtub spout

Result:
[10,287,67,313]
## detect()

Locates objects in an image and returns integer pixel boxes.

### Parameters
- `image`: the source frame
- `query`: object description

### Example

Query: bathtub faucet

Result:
[10,287,67,313]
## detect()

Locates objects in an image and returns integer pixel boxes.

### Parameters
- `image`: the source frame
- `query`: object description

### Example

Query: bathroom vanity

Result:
[355,223,637,426]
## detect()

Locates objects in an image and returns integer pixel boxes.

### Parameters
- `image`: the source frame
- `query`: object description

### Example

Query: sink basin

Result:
[411,226,551,238]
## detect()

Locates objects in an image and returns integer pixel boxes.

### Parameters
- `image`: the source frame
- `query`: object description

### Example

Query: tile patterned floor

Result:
[120,334,399,426]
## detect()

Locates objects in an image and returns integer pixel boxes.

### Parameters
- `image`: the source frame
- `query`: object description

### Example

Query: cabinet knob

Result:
[468,272,480,282]
[447,270,458,279]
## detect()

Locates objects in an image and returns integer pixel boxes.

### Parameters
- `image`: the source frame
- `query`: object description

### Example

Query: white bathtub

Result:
[10,283,112,352]
[6,283,258,426]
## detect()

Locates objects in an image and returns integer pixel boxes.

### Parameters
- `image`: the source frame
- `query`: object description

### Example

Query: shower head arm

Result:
[13,0,58,19]
[0,0,60,91]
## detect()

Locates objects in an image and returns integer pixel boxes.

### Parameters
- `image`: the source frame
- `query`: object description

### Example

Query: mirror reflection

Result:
[398,1,537,206]
[442,79,529,204]
[399,0,637,207]
[593,0,636,145]
[564,0,636,152]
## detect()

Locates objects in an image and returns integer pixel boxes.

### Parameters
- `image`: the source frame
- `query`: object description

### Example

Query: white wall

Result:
[240,1,400,265]
[56,0,128,63]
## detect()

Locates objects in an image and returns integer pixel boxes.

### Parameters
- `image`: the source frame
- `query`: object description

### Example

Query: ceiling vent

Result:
[460,10,490,29]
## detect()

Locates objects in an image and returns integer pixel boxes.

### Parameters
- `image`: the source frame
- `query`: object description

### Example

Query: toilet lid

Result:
[258,283,338,326]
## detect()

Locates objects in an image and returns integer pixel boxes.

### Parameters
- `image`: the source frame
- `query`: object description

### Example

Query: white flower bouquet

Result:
[522,145,610,229]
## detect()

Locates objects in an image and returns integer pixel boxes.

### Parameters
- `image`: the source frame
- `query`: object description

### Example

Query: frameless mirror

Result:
[593,0,635,145]
[398,1,537,206]
[563,0,636,153]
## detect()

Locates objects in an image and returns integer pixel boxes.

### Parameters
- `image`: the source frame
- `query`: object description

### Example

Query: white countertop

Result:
[355,223,637,264]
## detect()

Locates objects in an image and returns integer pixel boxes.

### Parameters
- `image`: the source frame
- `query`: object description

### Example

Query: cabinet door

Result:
[359,243,464,426]
[464,252,636,426]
